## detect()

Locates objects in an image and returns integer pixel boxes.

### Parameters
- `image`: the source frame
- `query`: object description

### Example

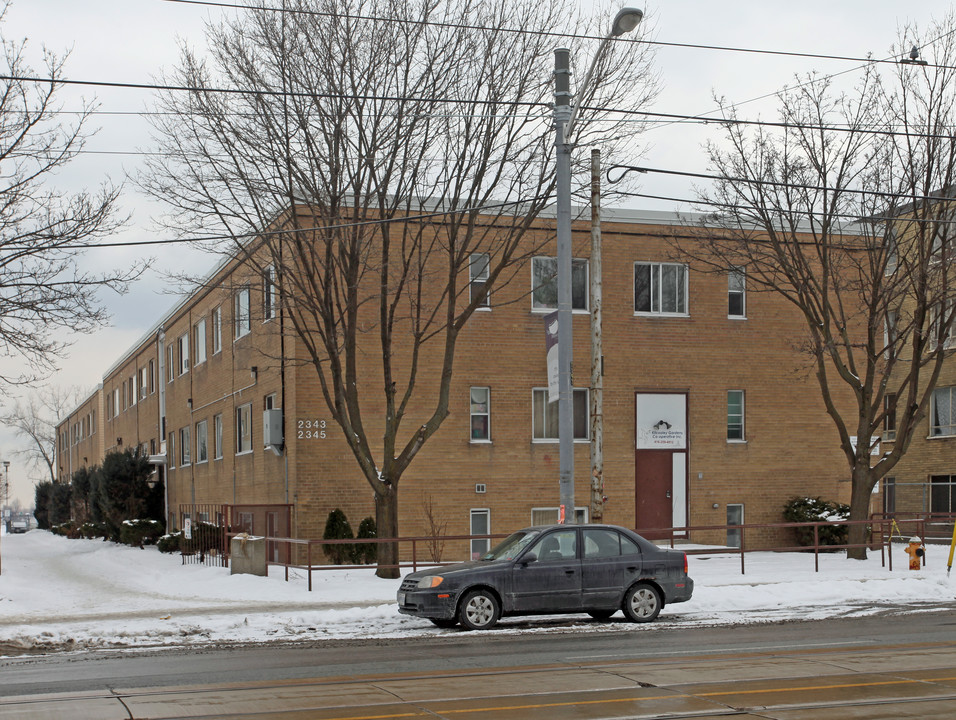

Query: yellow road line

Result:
[311,673,956,720]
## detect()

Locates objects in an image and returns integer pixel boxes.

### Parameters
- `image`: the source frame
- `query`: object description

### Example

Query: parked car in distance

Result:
[10,520,28,534]
[398,523,693,630]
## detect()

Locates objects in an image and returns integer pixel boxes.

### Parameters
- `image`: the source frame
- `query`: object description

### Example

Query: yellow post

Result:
[947,520,956,575]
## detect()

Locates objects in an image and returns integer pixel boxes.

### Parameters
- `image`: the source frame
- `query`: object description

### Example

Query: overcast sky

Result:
[1,0,952,504]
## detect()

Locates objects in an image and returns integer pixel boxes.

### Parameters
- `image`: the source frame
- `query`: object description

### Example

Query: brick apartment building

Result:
[56,207,863,554]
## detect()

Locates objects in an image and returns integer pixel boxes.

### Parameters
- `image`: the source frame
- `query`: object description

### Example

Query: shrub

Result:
[120,519,165,547]
[158,532,182,554]
[180,522,224,555]
[79,522,110,540]
[322,508,354,564]
[783,496,850,547]
[353,516,377,565]
[51,520,78,538]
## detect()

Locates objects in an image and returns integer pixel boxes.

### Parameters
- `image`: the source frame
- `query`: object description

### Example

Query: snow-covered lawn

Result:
[0,529,953,655]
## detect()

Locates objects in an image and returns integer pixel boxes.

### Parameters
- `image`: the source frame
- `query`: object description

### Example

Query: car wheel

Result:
[587,609,616,621]
[623,583,661,623]
[458,589,500,630]
[428,618,458,629]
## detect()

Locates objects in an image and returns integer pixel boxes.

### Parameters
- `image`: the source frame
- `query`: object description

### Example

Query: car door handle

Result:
[565,569,576,575]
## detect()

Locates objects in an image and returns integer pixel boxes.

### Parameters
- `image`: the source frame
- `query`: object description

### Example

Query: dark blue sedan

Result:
[398,524,693,630]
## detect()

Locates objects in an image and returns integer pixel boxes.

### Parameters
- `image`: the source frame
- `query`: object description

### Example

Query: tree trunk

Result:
[375,484,400,579]
[846,467,874,560]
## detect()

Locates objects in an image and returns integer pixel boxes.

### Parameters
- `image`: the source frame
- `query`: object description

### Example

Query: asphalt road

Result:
[2,608,956,719]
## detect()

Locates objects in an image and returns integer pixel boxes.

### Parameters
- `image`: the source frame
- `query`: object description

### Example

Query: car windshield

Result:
[480,530,540,561]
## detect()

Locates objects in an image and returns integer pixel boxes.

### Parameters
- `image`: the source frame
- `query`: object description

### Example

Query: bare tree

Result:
[140,0,657,577]
[677,17,956,559]
[2,384,86,484]
[0,2,142,387]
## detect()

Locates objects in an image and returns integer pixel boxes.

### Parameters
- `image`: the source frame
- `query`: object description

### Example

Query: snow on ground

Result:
[0,529,954,655]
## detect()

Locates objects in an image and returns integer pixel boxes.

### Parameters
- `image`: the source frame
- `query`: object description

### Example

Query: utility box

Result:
[230,535,267,576]
[263,409,283,451]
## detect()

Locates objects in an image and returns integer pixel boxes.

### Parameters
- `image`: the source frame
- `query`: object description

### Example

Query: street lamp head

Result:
[611,7,644,37]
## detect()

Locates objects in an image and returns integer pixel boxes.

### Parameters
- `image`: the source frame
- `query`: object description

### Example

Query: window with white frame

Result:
[634,262,688,315]
[531,507,587,525]
[194,317,207,365]
[139,367,148,399]
[214,413,223,460]
[884,309,900,359]
[236,403,252,454]
[168,432,175,470]
[728,267,746,318]
[727,390,745,441]
[470,387,490,441]
[212,305,222,354]
[469,253,490,307]
[196,420,208,463]
[235,287,251,339]
[531,256,588,311]
[532,387,588,441]
[931,386,956,436]
[180,426,191,466]
[167,344,175,383]
[148,359,155,394]
[885,226,898,276]
[263,266,277,321]
[177,333,189,375]
[470,509,490,560]
[128,376,136,407]
[930,301,956,350]
[883,393,897,441]
[263,393,277,447]
[113,388,119,416]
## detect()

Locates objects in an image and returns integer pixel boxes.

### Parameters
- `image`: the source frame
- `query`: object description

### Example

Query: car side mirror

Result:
[520,552,537,566]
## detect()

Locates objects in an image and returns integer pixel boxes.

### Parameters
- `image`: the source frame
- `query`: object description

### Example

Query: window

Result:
[532,387,588,441]
[180,426,191,466]
[263,266,277,321]
[884,309,899,359]
[177,333,189,375]
[469,253,490,307]
[727,390,745,441]
[931,476,956,514]
[583,528,632,559]
[148,359,155,394]
[236,403,252,454]
[167,344,175,383]
[139,367,148,399]
[196,420,208,464]
[127,377,135,407]
[214,413,223,460]
[235,287,251,339]
[883,477,896,515]
[470,509,490,560]
[634,262,688,315]
[932,386,956,436]
[885,226,898,276]
[931,301,956,350]
[168,432,175,470]
[470,387,490,441]
[883,393,897,441]
[728,267,746,318]
[530,528,578,561]
[194,318,207,365]
[212,306,222,354]
[531,257,587,311]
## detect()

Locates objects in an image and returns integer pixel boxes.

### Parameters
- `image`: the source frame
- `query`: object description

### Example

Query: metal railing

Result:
[223,514,954,590]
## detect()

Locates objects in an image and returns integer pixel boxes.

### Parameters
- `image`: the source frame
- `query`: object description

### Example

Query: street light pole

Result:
[553,8,644,524]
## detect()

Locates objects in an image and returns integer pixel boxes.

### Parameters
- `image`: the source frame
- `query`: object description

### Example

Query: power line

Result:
[159,0,941,70]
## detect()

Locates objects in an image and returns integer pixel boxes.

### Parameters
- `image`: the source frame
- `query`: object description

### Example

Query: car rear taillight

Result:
[683,552,688,575]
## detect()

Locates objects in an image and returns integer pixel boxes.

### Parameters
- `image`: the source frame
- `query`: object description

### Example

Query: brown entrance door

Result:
[635,450,673,538]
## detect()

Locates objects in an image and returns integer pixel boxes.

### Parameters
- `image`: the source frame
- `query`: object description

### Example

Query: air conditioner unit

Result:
[263,409,284,455]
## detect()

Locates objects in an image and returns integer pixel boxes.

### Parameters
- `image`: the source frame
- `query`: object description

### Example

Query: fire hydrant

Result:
[904,536,925,570]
